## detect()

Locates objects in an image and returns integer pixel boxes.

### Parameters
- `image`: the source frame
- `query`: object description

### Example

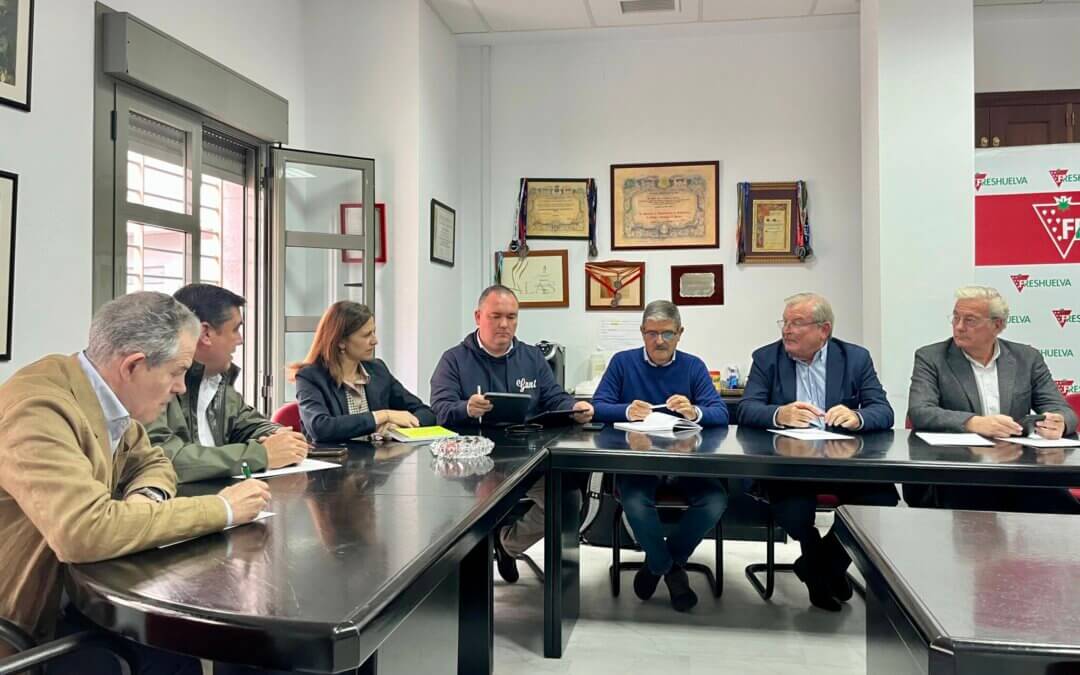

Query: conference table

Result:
[542,426,1080,658]
[836,505,1080,674]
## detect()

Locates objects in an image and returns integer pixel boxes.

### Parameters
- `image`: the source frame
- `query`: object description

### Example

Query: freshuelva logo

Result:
[1052,308,1073,327]
[1032,196,1080,259]
[974,172,987,191]
[1010,274,1029,292]
[1054,379,1080,396]
[1050,168,1070,188]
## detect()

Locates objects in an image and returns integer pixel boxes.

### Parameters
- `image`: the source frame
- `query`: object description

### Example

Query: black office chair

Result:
[0,617,134,675]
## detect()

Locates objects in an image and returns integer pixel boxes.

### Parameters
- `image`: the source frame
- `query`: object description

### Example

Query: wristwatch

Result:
[130,487,169,503]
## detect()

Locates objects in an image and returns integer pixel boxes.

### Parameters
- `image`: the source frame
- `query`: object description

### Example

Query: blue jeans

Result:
[617,474,728,575]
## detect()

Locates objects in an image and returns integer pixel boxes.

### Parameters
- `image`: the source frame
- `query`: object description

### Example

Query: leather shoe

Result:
[493,529,519,583]
[633,565,662,601]
[793,555,841,612]
[663,566,698,612]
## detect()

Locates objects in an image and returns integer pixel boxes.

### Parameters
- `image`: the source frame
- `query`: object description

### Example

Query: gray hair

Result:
[955,286,1009,322]
[641,300,681,328]
[784,292,835,326]
[477,284,518,308]
[87,292,200,367]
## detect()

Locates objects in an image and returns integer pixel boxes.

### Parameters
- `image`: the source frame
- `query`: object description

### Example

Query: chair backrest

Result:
[272,401,303,433]
[1066,393,1080,420]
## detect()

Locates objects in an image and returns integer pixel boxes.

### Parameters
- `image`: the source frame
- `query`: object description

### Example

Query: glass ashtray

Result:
[429,435,494,459]
[433,455,495,478]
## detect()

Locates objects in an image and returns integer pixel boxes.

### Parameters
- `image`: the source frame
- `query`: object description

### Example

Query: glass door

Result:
[269,148,375,408]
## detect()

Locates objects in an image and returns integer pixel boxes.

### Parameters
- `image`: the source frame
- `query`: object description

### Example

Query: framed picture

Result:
[736,181,812,264]
[430,199,456,267]
[585,260,645,311]
[0,0,34,111]
[671,264,724,306]
[495,249,569,308]
[611,161,719,250]
[0,171,17,360]
[522,178,593,240]
[340,202,387,264]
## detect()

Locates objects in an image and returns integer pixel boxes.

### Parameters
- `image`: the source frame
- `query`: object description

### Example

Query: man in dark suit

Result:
[907,285,1080,513]
[738,292,897,611]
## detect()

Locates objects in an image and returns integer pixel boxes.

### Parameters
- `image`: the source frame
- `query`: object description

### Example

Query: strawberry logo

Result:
[1010,274,1029,293]
[1050,169,1069,188]
[1054,379,1075,396]
[1053,309,1073,327]
[1032,197,1079,260]
[974,172,987,191]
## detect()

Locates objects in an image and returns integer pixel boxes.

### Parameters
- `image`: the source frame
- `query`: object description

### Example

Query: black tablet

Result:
[526,408,579,427]
[481,392,532,425]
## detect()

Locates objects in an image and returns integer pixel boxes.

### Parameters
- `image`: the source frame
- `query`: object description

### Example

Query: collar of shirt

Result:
[476,332,514,358]
[343,363,370,395]
[77,351,132,453]
[642,347,677,368]
[793,342,829,368]
[962,340,1001,370]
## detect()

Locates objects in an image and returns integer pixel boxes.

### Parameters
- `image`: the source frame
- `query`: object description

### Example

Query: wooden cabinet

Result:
[975,90,1078,148]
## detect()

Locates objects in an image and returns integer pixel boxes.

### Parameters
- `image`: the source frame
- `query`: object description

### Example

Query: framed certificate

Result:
[340,202,387,264]
[670,264,723,306]
[523,178,592,240]
[585,260,645,311]
[611,161,719,250]
[430,199,456,267]
[0,170,17,360]
[736,181,812,264]
[0,0,33,111]
[495,249,569,308]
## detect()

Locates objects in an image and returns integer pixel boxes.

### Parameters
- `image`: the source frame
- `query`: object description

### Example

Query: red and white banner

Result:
[975,146,1080,399]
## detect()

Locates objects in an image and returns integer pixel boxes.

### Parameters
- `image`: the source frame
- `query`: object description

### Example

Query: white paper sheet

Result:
[233,458,342,479]
[768,428,854,441]
[160,511,274,548]
[914,432,994,446]
[994,436,1080,448]
[615,412,701,434]
[599,318,642,352]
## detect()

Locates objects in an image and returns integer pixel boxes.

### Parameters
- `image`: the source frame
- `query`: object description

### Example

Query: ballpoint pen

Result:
[477,385,483,425]
[241,461,253,479]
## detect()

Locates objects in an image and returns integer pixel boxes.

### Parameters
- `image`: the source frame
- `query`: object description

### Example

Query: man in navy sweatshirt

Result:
[592,300,728,612]
[430,285,593,583]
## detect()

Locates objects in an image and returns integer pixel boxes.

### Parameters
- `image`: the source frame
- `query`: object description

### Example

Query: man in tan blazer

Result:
[0,292,270,673]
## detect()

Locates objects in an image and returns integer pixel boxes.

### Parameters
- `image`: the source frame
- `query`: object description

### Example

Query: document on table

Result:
[232,458,342,479]
[995,436,1080,448]
[615,412,702,435]
[914,432,994,446]
[160,511,275,549]
[768,428,854,441]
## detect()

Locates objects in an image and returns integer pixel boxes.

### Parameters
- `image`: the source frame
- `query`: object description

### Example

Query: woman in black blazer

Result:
[290,302,436,443]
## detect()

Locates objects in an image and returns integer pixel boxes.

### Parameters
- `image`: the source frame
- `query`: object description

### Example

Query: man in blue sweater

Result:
[430,285,593,583]
[592,300,728,612]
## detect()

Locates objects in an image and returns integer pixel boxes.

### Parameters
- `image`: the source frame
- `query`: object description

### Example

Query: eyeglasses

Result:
[949,314,993,328]
[776,320,822,331]
[642,330,677,342]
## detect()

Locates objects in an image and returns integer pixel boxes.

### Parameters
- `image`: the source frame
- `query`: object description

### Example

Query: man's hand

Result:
[375,421,399,437]
[666,394,697,420]
[776,401,825,428]
[218,479,271,524]
[262,431,310,469]
[376,410,420,428]
[1034,412,1066,440]
[571,401,594,424]
[627,400,652,421]
[467,394,494,419]
[964,414,1023,438]
[824,404,861,430]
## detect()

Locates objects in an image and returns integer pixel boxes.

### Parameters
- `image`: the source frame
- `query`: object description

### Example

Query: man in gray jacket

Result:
[906,285,1079,512]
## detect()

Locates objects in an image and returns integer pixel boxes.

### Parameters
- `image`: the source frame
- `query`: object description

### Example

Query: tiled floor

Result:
[494,514,865,675]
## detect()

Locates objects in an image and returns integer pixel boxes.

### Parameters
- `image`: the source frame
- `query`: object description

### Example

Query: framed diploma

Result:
[670,264,723,306]
[736,181,812,264]
[495,249,569,308]
[523,178,592,240]
[585,260,645,311]
[0,0,33,111]
[610,161,719,250]
[430,199,456,267]
[340,202,387,264]
[0,170,16,360]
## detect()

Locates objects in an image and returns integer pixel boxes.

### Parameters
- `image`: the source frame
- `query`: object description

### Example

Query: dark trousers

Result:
[617,474,728,575]
[45,607,200,675]
[903,484,1080,514]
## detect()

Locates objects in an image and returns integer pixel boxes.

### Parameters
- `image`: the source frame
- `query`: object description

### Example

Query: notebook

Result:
[388,425,459,443]
[614,412,702,435]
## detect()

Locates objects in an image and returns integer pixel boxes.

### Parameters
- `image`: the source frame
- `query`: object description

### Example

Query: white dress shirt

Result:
[963,341,1002,416]
[197,373,223,447]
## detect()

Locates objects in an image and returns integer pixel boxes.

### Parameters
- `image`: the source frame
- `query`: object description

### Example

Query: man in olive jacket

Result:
[0,292,269,671]
[147,284,309,483]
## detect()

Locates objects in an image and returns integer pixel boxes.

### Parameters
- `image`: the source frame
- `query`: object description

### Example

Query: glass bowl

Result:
[429,435,494,460]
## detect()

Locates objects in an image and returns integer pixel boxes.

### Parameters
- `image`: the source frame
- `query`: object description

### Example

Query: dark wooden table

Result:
[68,428,562,674]
[836,505,1080,675]
[543,426,1080,658]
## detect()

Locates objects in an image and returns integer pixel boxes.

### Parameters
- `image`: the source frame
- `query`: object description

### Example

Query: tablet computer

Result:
[526,408,579,427]
[481,392,532,425]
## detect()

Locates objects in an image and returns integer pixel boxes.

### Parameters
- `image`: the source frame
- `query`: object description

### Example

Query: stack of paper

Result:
[389,426,459,443]
[615,412,702,436]
[914,432,994,447]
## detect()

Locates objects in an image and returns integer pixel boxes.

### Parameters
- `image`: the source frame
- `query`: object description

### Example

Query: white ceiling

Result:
[427,0,1078,34]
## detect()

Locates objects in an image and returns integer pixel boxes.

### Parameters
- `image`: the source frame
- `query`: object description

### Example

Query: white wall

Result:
[974,3,1080,93]
[459,16,863,387]
[0,0,307,381]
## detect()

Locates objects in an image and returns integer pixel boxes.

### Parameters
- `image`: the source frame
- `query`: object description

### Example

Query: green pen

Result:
[241,461,253,479]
